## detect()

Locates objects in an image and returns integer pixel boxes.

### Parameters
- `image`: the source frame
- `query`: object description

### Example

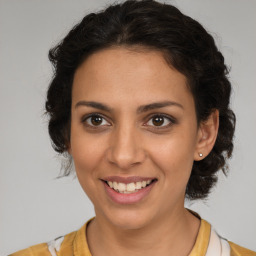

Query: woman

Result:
[9,0,256,255]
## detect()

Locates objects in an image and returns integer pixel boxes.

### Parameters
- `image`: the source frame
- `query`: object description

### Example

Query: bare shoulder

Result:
[229,241,256,256]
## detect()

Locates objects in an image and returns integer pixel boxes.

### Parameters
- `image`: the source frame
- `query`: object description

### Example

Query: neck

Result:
[87,207,200,256]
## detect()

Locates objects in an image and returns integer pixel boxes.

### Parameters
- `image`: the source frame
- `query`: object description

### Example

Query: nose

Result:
[106,124,146,170]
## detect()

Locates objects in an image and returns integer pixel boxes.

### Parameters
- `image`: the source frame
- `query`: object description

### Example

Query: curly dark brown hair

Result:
[46,0,235,200]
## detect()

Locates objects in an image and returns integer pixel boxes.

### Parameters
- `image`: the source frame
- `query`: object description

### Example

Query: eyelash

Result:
[81,113,176,130]
[144,114,176,130]
[81,113,111,130]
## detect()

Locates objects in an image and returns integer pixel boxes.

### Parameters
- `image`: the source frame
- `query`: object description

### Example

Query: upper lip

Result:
[102,176,157,184]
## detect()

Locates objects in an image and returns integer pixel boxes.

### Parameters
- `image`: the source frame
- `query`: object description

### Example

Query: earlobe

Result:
[194,110,219,161]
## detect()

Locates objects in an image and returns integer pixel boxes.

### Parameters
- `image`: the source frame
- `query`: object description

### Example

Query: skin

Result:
[69,47,219,256]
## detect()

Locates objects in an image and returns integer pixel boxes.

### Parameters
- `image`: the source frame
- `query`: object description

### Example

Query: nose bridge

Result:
[107,121,145,169]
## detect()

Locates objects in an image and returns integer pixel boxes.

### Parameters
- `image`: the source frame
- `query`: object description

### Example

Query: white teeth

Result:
[127,183,136,192]
[107,179,154,193]
[142,181,147,187]
[135,182,142,189]
[118,182,126,192]
[113,181,118,190]
[108,181,113,188]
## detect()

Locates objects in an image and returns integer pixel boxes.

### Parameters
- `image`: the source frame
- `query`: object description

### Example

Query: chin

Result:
[103,207,157,230]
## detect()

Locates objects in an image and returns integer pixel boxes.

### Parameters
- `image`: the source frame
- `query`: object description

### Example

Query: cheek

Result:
[70,134,105,202]
[148,133,196,180]
[70,130,107,194]
[144,134,196,211]
[70,126,104,168]
[72,142,100,172]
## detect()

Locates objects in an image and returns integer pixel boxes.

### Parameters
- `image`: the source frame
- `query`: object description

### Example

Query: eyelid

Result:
[143,113,176,128]
[81,113,112,127]
[81,112,176,130]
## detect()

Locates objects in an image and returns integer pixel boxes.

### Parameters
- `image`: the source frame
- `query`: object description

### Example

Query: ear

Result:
[194,110,219,161]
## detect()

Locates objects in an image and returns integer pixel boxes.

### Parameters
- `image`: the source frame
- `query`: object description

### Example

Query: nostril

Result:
[106,138,147,169]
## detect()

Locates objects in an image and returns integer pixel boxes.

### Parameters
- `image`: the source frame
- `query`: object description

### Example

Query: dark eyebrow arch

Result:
[75,101,113,112]
[137,101,183,113]
[75,100,183,113]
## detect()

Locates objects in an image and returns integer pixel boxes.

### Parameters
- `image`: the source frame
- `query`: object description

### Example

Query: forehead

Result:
[72,47,193,109]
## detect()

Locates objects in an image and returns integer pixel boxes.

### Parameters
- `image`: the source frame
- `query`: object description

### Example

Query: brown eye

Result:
[152,116,164,126]
[84,114,110,127]
[91,116,103,126]
[146,115,173,128]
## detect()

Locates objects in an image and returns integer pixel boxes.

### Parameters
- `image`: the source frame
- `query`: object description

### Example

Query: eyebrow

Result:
[75,100,183,113]
[75,101,112,112]
[137,101,183,113]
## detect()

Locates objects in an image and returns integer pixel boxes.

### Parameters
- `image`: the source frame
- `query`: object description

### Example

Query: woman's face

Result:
[70,47,202,229]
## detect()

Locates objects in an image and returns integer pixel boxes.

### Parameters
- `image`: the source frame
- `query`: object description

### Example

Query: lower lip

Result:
[103,181,156,204]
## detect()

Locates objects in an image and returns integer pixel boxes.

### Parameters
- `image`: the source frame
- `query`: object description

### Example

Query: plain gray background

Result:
[0,0,255,254]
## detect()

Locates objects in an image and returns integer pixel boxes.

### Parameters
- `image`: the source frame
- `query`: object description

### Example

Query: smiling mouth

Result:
[104,179,157,194]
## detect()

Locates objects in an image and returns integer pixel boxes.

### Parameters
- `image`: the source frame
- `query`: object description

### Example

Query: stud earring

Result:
[199,153,203,157]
